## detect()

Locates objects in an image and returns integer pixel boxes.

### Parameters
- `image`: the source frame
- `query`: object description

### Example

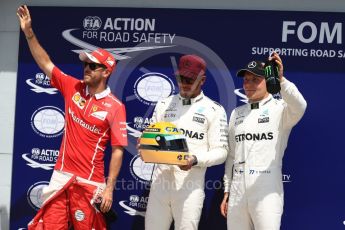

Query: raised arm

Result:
[270,52,307,128]
[17,5,55,78]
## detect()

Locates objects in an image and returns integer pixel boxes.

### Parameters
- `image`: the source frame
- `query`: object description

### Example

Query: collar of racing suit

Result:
[249,94,273,109]
[85,85,111,100]
[178,91,204,105]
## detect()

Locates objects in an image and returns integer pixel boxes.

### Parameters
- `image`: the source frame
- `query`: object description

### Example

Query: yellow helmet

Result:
[139,122,189,165]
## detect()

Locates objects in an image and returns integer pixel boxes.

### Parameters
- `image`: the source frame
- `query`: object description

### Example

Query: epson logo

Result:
[282,21,342,44]
[235,132,273,142]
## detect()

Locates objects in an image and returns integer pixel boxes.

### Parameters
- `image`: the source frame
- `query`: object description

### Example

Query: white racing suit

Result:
[223,79,307,230]
[145,92,229,230]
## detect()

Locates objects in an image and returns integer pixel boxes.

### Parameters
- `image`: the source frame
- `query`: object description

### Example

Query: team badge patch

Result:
[193,116,205,124]
[90,105,108,121]
[258,117,270,123]
[75,210,85,221]
[72,92,86,109]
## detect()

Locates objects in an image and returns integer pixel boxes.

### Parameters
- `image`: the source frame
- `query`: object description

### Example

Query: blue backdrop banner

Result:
[11,6,345,229]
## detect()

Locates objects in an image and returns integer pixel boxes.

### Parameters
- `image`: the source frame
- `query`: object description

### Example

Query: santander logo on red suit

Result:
[68,108,101,134]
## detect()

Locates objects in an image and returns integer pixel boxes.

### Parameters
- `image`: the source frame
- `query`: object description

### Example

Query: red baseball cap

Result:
[79,48,116,72]
[175,54,206,78]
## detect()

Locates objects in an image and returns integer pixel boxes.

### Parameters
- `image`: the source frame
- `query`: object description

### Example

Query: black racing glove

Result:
[264,60,281,94]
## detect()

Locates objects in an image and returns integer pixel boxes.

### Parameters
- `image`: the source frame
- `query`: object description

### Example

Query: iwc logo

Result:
[31,106,65,138]
[134,72,175,106]
[27,181,49,210]
[129,155,155,184]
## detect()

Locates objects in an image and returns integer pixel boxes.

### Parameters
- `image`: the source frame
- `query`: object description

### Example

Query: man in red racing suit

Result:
[17,5,127,229]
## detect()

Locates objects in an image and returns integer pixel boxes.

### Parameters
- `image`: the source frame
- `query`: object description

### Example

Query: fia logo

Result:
[26,73,58,95]
[83,16,102,30]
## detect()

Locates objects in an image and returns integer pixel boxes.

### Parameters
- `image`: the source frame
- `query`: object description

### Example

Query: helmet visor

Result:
[141,134,189,152]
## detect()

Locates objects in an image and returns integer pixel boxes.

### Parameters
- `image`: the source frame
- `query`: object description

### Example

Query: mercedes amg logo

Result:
[248,61,257,68]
